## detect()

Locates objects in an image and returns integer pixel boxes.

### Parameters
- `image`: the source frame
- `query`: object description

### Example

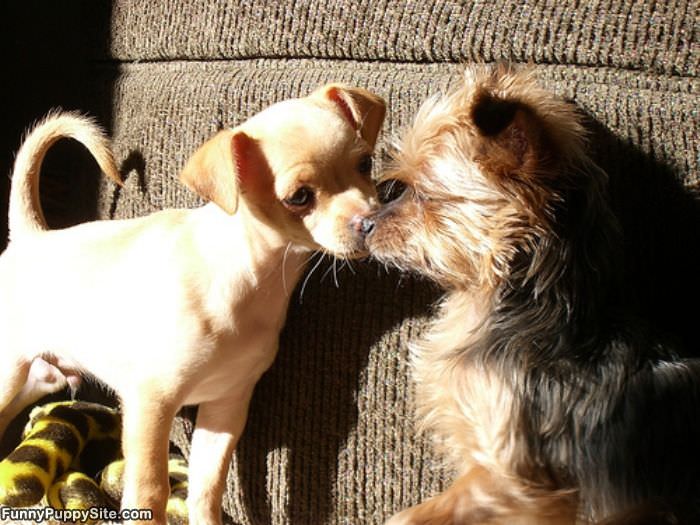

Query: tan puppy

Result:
[0,84,385,524]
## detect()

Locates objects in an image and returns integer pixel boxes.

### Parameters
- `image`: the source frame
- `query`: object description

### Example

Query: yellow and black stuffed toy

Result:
[0,401,188,524]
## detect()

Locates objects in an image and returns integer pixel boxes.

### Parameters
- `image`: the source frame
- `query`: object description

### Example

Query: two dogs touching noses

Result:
[0,84,384,524]
[3,63,697,525]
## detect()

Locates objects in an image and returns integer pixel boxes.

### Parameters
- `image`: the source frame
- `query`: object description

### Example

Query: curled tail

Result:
[8,111,121,241]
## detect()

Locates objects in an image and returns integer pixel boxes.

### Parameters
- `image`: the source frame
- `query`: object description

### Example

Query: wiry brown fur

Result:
[366,64,700,524]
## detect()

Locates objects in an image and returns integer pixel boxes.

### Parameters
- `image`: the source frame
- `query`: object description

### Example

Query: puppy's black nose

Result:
[360,217,375,236]
[350,215,375,237]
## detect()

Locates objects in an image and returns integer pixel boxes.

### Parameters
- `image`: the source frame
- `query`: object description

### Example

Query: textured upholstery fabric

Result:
[2,1,698,524]
[108,0,696,75]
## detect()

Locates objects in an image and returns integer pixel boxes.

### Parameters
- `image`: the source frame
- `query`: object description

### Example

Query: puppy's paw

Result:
[17,358,73,406]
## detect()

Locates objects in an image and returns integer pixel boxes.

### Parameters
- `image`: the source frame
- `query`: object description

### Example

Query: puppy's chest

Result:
[185,330,279,404]
[184,279,292,404]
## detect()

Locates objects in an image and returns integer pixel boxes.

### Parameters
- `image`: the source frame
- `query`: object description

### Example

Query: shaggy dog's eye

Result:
[377,179,407,204]
[358,154,373,176]
[284,186,315,209]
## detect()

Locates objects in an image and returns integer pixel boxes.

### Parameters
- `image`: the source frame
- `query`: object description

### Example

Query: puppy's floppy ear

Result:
[313,84,386,148]
[179,129,262,215]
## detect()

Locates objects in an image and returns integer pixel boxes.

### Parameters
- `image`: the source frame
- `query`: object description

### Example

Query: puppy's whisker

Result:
[319,255,340,288]
[298,251,325,304]
[340,259,356,276]
[300,249,320,267]
[298,252,317,275]
[281,242,293,297]
[332,258,340,288]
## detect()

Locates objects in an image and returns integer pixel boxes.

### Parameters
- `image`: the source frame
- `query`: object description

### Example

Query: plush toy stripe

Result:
[167,456,188,490]
[47,470,109,525]
[41,408,89,439]
[100,455,189,523]
[24,425,83,470]
[0,454,54,506]
[0,421,81,506]
[99,458,124,506]
[0,401,121,507]
[24,401,120,438]
[166,496,188,525]
[167,455,189,525]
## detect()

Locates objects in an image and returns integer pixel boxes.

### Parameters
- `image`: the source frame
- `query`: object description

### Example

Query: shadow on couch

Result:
[592,121,700,358]
[235,262,439,524]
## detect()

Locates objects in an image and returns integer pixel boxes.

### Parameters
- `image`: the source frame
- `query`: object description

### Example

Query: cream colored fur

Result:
[0,84,385,525]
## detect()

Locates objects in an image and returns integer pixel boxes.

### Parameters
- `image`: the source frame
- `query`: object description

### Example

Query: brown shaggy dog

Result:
[363,65,700,524]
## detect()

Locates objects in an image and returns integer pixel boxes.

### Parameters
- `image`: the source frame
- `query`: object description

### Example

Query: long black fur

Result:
[470,151,700,521]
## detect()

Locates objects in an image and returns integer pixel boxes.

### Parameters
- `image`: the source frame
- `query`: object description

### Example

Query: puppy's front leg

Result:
[121,392,179,525]
[187,391,254,525]
[0,358,31,439]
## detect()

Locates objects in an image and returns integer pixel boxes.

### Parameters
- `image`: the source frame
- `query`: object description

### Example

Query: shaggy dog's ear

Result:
[471,93,519,137]
[468,89,568,224]
[469,91,545,181]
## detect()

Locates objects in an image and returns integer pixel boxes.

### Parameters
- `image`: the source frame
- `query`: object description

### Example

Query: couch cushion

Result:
[99,60,697,219]
[108,0,698,76]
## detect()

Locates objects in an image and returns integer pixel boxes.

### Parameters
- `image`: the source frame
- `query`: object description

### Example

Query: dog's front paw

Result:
[2,358,73,421]
[21,358,71,402]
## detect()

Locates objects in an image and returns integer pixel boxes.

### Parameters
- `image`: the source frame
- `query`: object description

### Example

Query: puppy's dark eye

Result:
[357,155,373,176]
[284,186,315,209]
[377,179,407,204]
